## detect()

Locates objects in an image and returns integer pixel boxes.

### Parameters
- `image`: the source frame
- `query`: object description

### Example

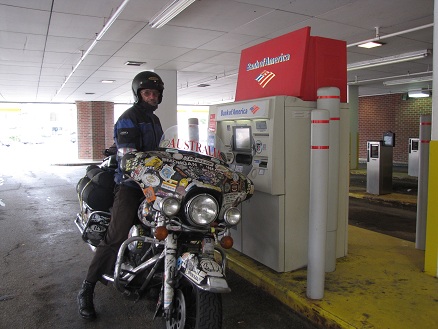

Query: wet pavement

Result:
[348,165,418,242]
[0,154,317,329]
[1,142,432,329]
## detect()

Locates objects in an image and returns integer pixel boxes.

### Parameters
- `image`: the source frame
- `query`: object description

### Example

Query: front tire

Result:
[166,279,222,329]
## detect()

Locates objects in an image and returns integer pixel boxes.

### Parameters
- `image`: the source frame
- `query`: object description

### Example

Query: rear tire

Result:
[166,279,222,329]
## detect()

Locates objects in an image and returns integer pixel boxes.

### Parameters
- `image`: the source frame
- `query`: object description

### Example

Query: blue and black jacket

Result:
[114,102,163,185]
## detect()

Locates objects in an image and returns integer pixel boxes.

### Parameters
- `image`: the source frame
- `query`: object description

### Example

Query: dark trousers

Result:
[86,184,144,284]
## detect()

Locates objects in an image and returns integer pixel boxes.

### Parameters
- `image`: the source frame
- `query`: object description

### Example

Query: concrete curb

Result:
[225,249,353,329]
[348,191,417,207]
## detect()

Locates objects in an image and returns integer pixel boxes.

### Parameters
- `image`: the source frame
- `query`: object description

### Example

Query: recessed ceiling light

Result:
[358,41,385,49]
[125,61,146,66]
[101,80,115,83]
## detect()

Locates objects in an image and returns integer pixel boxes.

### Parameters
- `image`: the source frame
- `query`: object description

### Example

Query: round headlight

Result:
[224,207,241,225]
[185,194,219,226]
[159,196,180,217]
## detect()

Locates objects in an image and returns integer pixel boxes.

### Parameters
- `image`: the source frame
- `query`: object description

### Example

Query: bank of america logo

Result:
[250,105,260,114]
[255,70,276,88]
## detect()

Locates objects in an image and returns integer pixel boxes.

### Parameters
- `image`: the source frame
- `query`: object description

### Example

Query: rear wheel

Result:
[166,279,222,329]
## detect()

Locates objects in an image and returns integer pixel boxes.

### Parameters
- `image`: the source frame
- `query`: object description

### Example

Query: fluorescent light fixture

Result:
[358,41,384,49]
[96,0,131,41]
[408,90,431,98]
[347,49,431,71]
[101,80,115,84]
[149,0,196,28]
[125,61,146,66]
[383,75,433,86]
[54,0,131,97]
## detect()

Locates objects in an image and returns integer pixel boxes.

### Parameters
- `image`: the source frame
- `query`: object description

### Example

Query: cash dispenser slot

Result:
[259,160,268,168]
[235,153,253,165]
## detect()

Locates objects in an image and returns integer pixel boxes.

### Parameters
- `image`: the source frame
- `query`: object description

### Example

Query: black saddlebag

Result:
[76,165,115,212]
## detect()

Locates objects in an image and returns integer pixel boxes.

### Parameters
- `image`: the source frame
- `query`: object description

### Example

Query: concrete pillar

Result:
[76,101,114,161]
[155,70,178,130]
[348,85,359,169]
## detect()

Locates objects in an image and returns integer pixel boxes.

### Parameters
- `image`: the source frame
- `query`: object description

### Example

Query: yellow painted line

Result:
[225,225,438,329]
[226,249,354,329]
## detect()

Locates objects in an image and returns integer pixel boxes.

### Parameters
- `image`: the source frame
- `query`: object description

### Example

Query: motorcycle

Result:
[75,125,254,328]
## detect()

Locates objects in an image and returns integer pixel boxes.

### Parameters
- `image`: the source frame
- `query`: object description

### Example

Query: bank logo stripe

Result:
[250,105,260,114]
[255,70,276,88]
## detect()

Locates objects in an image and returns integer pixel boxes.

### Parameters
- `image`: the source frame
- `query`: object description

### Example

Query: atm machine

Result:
[366,141,393,195]
[408,138,419,177]
[211,96,349,272]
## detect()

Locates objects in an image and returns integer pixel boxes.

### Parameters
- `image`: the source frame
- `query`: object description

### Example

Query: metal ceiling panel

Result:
[0,0,434,104]
[0,6,50,34]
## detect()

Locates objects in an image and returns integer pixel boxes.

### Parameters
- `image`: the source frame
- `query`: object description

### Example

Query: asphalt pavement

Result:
[2,143,429,329]
[0,144,317,329]
[348,165,417,242]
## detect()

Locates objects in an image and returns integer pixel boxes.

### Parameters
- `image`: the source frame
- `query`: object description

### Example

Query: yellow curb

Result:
[226,249,354,329]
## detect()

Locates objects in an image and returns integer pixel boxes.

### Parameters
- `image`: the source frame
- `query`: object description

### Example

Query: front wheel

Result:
[166,279,222,329]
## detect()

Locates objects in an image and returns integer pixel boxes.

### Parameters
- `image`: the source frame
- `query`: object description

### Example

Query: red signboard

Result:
[235,27,346,103]
[209,113,216,132]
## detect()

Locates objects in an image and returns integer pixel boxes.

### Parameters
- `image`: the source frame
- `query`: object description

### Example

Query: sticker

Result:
[160,164,176,180]
[144,157,163,170]
[173,153,183,160]
[215,164,228,173]
[132,166,146,180]
[185,270,205,284]
[162,179,178,192]
[141,173,160,187]
[179,178,189,187]
[153,197,162,210]
[256,140,263,153]
[200,259,223,276]
[142,186,156,203]
[175,166,188,178]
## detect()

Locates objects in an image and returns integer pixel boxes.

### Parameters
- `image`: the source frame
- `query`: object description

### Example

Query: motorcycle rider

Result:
[77,71,165,320]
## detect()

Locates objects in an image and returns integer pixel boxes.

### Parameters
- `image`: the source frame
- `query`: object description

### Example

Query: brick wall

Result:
[358,94,432,164]
[76,101,114,160]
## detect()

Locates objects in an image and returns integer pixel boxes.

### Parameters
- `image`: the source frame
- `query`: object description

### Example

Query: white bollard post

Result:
[188,117,200,142]
[307,109,330,300]
[317,87,340,272]
[416,114,431,250]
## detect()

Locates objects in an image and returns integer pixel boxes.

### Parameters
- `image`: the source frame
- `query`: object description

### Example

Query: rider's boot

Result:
[77,280,96,319]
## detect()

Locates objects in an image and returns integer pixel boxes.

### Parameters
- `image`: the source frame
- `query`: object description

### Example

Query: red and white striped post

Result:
[307,109,330,300]
[416,114,431,250]
[317,87,340,272]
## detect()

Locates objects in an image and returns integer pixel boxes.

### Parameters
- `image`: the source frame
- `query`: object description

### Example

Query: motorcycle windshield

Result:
[158,125,228,162]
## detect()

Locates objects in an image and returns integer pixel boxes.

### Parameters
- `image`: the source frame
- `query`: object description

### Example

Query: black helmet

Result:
[132,71,164,104]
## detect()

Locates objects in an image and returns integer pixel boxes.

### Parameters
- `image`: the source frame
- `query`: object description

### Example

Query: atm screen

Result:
[412,140,419,151]
[256,121,267,130]
[370,145,379,158]
[232,126,252,153]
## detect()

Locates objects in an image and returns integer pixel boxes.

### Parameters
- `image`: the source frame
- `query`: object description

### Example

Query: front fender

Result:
[177,253,231,293]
